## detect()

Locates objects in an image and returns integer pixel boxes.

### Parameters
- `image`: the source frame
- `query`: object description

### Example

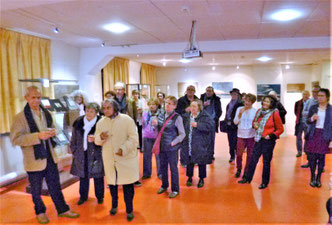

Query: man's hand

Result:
[88,135,94,142]
[38,131,52,140]
[100,132,109,141]
[204,101,210,106]
[185,106,191,112]
[115,149,123,156]
[264,135,270,140]
[190,122,197,127]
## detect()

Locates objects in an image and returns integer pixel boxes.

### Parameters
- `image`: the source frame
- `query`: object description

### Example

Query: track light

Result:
[101,42,105,47]
[53,27,59,34]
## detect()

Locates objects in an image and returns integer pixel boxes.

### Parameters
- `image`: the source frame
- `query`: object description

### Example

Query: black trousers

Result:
[79,151,105,200]
[227,128,238,160]
[136,122,142,149]
[245,139,276,185]
[27,156,69,215]
[109,184,134,213]
[186,163,207,179]
[307,152,325,175]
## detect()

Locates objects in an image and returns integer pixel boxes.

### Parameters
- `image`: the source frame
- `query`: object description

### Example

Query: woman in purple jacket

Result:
[142,98,163,179]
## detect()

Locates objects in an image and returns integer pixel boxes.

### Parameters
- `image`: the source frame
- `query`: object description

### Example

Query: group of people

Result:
[10,82,331,224]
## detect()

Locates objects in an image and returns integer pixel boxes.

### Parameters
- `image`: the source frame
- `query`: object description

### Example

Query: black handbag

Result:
[219,120,228,133]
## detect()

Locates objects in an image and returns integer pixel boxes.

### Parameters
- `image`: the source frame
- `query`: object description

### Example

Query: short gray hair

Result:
[24,85,40,97]
[114,82,126,89]
[86,102,100,113]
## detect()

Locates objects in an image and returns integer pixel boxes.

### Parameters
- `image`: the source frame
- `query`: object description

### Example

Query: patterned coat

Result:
[182,110,214,165]
[70,115,104,178]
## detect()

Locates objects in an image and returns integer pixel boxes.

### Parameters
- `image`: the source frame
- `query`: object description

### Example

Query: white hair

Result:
[114,82,126,89]
[24,86,40,97]
[69,90,89,104]
[268,90,277,97]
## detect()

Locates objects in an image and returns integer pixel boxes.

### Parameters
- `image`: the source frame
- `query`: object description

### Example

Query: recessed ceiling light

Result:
[270,9,302,21]
[236,65,240,69]
[53,27,59,33]
[179,58,191,64]
[256,56,272,62]
[136,54,139,58]
[212,66,216,71]
[103,23,130,33]
[162,62,166,67]
[101,42,105,47]
[285,65,290,69]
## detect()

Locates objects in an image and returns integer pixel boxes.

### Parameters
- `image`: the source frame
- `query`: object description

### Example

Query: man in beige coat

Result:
[10,86,79,224]
[95,99,139,221]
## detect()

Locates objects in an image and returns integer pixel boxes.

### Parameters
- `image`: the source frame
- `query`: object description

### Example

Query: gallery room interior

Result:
[0,0,331,224]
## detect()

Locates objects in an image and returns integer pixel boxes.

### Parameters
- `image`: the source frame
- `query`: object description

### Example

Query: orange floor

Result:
[0,134,331,225]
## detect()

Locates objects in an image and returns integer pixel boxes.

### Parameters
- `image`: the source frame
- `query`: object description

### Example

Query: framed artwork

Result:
[257,84,281,101]
[212,82,233,98]
[287,83,305,93]
[177,82,198,98]
[311,81,320,87]
[54,84,79,99]
[126,84,151,99]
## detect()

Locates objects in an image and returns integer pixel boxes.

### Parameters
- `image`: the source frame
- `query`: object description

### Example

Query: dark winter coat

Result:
[276,101,287,124]
[225,100,244,130]
[305,104,332,142]
[70,115,104,178]
[175,94,199,116]
[200,93,222,132]
[182,110,214,165]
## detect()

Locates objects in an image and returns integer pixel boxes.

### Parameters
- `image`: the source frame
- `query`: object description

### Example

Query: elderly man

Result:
[294,90,310,157]
[10,86,79,224]
[175,85,199,166]
[113,82,137,121]
[268,90,287,124]
[94,99,139,221]
[200,86,222,161]
[301,85,321,168]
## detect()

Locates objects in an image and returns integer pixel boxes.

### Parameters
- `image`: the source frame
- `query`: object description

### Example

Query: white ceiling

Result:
[1,0,330,67]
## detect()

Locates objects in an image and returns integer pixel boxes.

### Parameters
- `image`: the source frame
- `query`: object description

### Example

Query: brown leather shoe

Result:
[58,210,80,218]
[36,213,49,224]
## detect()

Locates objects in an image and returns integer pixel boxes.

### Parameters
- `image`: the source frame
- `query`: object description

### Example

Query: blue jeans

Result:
[143,138,160,177]
[160,150,179,192]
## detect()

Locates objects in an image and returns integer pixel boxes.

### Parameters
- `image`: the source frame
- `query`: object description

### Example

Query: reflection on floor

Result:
[0,134,330,224]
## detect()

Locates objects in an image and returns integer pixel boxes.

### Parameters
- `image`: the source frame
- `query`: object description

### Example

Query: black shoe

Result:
[310,180,316,187]
[97,198,104,204]
[77,198,86,205]
[109,207,117,216]
[197,179,204,188]
[186,177,192,187]
[235,169,241,178]
[142,176,151,180]
[157,174,162,180]
[296,152,302,157]
[134,181,142,187]
[316,180,321,188]
[258,184,268,189]
[229,158,235,163]
[301,163,310,168]
[127,212,134,222]
[238,178,250,184]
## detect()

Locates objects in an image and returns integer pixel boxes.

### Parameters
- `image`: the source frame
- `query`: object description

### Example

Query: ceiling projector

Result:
[183,20,203,59]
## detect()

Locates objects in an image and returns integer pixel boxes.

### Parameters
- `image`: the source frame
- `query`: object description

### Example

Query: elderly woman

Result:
[94,99,139,221]
[71,90,88,116]
[70,103,104,205]
[142,98,162,179]
[239,95,284,189]
[182,100,214,188]
[157,91,166,110]
[305,88,331,188]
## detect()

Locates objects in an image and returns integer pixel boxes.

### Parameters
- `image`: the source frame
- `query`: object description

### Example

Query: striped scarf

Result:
[254,108,274,142]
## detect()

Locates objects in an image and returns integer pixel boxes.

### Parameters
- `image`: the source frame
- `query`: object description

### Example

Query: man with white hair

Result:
[294,90,310,157]
[10,86,79,224]
[114,82,137,121]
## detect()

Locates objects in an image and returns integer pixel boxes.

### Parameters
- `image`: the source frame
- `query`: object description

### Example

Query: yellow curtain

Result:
[102,57,129,95]
[0,29,51,133]
[141,63,156,97]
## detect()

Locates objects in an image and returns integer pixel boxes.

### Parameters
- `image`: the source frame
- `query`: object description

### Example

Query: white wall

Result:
[156,63,328,135]
[51,40,80,80]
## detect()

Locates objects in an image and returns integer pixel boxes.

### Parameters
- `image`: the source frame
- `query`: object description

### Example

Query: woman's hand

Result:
[264,135,270,140]
[88,135,94,142]
[253,122,259,129]
[115,149,123,156]
[190,122,197,127]
[311,114,319,121]
[100,132,109,141]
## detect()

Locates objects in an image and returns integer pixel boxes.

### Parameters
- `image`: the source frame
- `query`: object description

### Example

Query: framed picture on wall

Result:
[287,83,305,93]
[257,84,281,101]
[212,82,233,98]
[126,84,150,99]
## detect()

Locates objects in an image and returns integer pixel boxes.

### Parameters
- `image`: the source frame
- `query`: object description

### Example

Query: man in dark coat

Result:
[175,85,199,166]
[294,90,310,157]
[225,88,244,163]
[200,86,222,161]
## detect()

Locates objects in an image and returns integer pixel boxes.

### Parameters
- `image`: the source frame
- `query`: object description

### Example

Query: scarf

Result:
[254,108,274,142]
[115,94,127,114]
[152,112,176,155]
[83,116,97,151]
[24,103,54,160]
